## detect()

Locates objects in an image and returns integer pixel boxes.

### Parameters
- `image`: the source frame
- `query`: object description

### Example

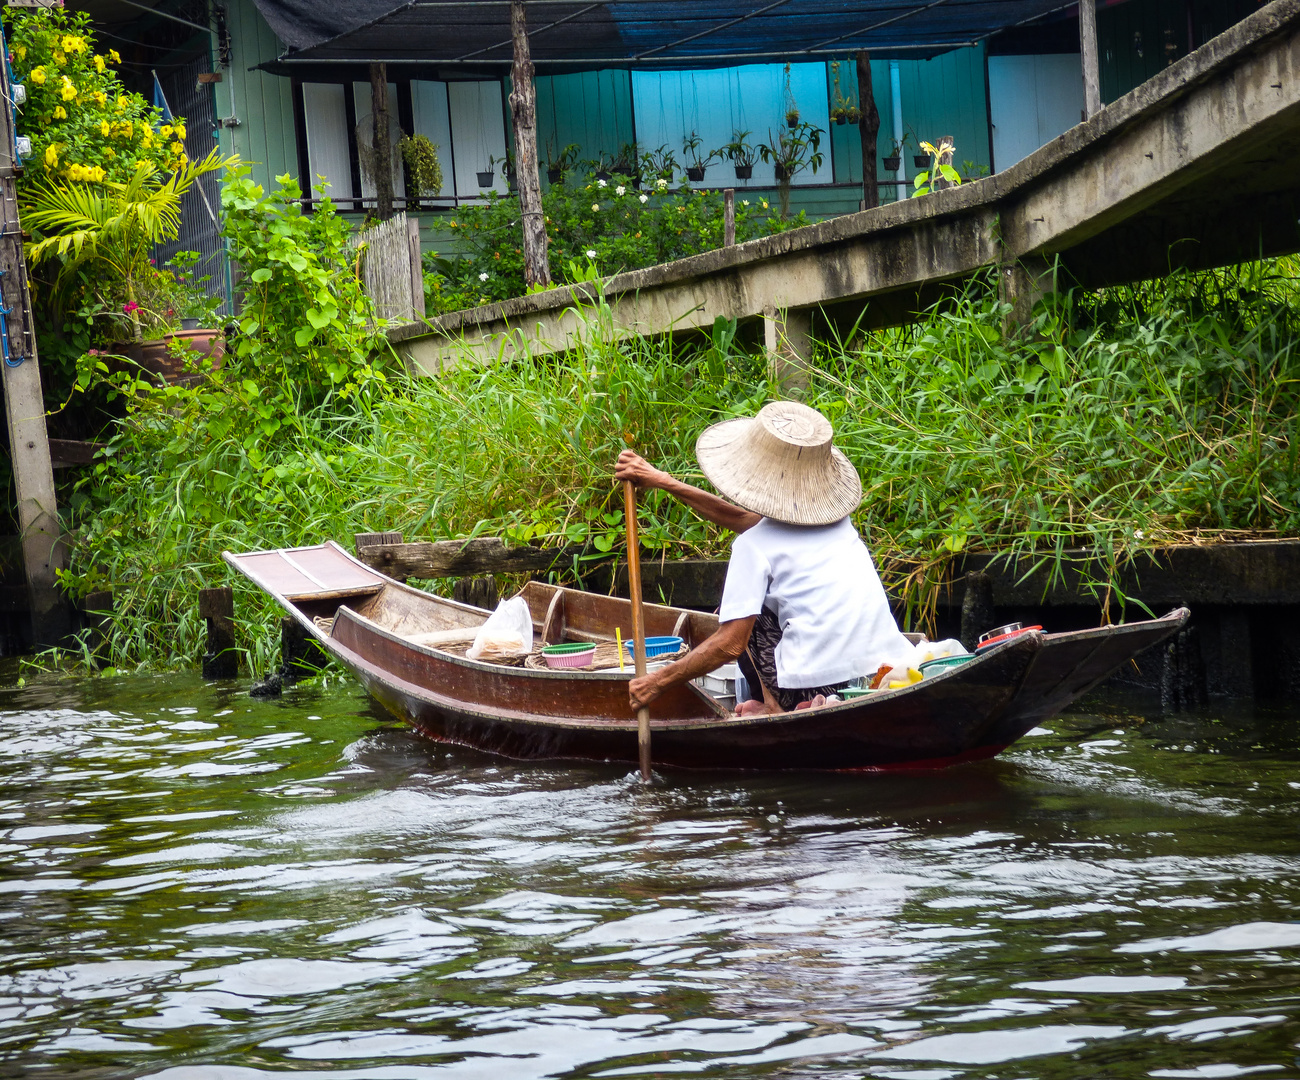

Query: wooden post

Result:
[960,571,995,652]
[406,216,425,321]
[856,50,881,210]
[723,188,735,246]
[509,0,551,289]
[200,586,238,679]
[0,42,68,648]
[1079,0,1102,119]
[370,62,394,220]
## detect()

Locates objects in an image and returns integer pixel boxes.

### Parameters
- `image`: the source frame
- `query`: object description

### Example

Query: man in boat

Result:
[615,400,912,715]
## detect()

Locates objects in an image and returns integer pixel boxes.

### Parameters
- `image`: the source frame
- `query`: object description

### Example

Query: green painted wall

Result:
[534,70,636,181]
[214,0,298,192]
[895,45,991,185]
[826,58,897,186]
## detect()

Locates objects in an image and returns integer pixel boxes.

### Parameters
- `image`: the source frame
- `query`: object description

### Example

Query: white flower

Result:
[478,272,489,282]
[742,199,750,206]
[586,249,597,259]
[597,178,607,188]
[639,193,648,204]
[615,184,626,196]
[1134,528,1145,540]
[656,178,668,189]
[592,203,600,212]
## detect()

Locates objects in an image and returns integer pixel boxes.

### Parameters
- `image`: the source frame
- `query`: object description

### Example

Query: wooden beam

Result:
[856,50,881,209]
[0,46,68,647]
[199,586,237,679]
[509,0,551,289]
[370,62,394,220]
[356,537,601,579]
[1079,0,1102,119]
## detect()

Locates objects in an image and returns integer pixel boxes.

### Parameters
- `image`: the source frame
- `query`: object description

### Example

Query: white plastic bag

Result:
[466,596,534,661]
[870,638,968,688]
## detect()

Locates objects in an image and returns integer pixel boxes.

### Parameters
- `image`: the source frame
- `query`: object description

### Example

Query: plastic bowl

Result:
[840,686,875,699]
[623,635,684,659]
[919,654,974,677]
[975,625,1043,654]
[542,642,597,669]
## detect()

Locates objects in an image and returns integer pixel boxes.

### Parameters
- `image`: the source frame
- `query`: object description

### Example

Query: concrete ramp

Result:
[392,0,1300,375]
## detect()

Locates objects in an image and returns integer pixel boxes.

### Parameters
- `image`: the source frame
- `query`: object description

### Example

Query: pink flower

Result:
[148,259,155,266]
[87,348,100,356]
[123,301,140,314]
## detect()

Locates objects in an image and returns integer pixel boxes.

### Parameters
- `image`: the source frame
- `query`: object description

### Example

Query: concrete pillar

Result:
[999,257,1056,335]
[763,307,812,394]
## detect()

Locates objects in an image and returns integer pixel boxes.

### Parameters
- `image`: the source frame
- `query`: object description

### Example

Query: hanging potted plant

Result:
[545,141,580,184]
[724,129,758,180]
[910,130,929,168]
[681,131,720,183]
[882,134,908,172]
[477,155,496,189]
[640,143,678,185]
[397,132,443,203]
[593,150,616,182]
[758,122,824,218]
[782,61,799,129]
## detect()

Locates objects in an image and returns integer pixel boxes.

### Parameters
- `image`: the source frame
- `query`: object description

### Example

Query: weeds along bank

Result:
[60,242,1300,672]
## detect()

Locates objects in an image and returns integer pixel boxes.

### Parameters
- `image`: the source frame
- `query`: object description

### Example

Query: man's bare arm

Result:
[615,450,760,534]
[628,616,756,709]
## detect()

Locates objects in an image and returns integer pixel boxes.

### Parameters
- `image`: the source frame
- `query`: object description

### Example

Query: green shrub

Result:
[426,177,802,312]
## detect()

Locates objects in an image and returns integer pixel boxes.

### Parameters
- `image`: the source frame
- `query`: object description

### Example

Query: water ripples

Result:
[0,673,1296,1077]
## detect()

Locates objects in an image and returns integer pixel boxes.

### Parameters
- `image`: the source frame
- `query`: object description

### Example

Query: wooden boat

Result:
[225,541,1189,772]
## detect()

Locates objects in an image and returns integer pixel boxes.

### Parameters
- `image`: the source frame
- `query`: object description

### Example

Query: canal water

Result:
[0,672,1296,1079]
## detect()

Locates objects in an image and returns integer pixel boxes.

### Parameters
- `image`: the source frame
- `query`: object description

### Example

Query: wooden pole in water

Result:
[624,480,651,780]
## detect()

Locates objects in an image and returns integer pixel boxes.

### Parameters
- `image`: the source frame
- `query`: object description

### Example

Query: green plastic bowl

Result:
[840,686,875,699]
[919,654,973,676]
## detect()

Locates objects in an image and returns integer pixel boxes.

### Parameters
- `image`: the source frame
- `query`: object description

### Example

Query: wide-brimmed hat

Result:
[695,400,862,526]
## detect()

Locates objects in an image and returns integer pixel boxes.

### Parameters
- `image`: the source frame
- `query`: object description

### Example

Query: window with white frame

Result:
[296,78,509,208]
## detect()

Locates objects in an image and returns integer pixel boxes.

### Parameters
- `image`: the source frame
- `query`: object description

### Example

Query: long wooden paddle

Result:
[624,480,652,781]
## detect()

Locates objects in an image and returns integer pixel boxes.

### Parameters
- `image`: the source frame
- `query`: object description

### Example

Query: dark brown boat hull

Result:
[224,541,1190,772]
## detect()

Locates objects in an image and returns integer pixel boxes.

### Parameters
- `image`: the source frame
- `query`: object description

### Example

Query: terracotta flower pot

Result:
[126,329,225,386]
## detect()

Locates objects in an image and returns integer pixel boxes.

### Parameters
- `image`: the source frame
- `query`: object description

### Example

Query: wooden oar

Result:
[624,479,652,781]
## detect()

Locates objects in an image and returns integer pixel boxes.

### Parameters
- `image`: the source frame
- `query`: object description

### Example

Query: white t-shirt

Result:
[718,516,911,688]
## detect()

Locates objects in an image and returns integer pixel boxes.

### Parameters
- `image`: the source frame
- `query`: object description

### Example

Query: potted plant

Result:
[782,62,799,129]
[477,156,496,188]
[786,106,800,129]
[545,141,580,184]
[681,131,720,183]
[882,134,908,172]
[912,138,963,197]
[397,132,443,201]
[910,131,929,168]
[502,149,517,191]
[593,150,615,181]
[758,121,824,217]
[612,141,640,182]
[829,61,857,126]
[724,130,758,180]
[640,143,678,185]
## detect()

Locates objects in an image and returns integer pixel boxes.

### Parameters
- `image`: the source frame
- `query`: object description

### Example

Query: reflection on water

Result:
[0,673,1296,1078]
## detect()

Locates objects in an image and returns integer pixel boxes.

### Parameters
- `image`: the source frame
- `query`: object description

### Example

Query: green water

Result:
[0,672,1296,1078]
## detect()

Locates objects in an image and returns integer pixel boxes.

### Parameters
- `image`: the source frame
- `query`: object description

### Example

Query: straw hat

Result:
[695,401,862,526]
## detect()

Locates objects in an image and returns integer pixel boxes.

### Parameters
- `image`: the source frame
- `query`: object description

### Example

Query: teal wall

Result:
[213,0,298,192]
[535,70,636,177]
[895,46,991,185]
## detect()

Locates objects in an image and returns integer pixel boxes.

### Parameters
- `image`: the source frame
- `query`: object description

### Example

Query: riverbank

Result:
[52,255,1300,672]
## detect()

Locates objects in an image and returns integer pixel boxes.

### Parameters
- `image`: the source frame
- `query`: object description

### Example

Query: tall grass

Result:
[62,257,1300,669]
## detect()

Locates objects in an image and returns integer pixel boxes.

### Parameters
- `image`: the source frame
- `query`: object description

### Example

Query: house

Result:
[96,0,1260,261]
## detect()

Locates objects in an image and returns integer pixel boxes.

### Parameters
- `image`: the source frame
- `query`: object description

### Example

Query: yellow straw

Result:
[616,627,624,672]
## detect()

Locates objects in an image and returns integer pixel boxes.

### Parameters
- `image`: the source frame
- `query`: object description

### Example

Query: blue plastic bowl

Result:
[623,635,684,658]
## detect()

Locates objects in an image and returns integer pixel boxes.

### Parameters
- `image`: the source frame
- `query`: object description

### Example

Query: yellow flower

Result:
[53,106,66,120]
[62,36,87,54]
[170,140,183,155]
[100,119,110,137]
[14,45,25,61]
[117,121,133,139]
[174,122,186,140]
[53,51,65,66]
[60,78,76,102]
[160,124,173,138]
[93,55,105,73]
[29,66,45,86]
[44,144,58,168]
[93,92,106,106]
[115,96,126,112]
[104,147,115,158]
[109,49,121,64]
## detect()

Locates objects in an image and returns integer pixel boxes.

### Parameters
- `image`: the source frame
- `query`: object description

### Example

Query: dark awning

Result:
[259,0,1081,71]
